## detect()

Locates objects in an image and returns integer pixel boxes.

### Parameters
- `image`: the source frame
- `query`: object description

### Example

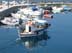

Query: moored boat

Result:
[11,5,53,21]
[18,19,50,38]
[0,17,19,26]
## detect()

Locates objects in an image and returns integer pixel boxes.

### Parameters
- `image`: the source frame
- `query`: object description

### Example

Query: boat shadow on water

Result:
[18,31,51,49]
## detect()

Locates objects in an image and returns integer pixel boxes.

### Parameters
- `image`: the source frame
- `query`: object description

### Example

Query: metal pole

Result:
[8,0,9,8]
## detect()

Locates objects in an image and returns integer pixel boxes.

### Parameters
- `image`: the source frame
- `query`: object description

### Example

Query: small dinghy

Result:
[0,17,19,26]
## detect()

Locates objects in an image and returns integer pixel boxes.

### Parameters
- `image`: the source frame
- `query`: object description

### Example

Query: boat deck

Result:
[20,32,34,34]
[19,32,36,38]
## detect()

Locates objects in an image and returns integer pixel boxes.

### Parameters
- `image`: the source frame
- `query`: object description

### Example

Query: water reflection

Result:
[19,31,50,49]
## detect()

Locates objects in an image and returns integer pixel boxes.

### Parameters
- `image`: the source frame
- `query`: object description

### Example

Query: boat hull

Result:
[18,28,48,38]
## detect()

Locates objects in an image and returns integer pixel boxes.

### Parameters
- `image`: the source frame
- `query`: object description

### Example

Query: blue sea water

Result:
[0,12,72,53]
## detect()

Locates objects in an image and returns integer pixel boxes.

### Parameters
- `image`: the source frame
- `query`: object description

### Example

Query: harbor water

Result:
[0,12,72,53]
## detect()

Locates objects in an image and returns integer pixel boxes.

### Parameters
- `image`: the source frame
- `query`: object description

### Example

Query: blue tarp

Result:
[32,6,38,11]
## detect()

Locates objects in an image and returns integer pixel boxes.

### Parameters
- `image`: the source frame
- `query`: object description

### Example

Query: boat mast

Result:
[7,0,9,8]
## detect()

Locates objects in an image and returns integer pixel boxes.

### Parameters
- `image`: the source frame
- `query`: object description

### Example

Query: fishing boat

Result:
[18,19,50,38]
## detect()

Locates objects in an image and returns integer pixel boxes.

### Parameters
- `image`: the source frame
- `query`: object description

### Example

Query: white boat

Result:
[52,6,63,13]
[11,5,53,20]
[18,19,50,38]
[11,5,43,20]
[0,17,19,26]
